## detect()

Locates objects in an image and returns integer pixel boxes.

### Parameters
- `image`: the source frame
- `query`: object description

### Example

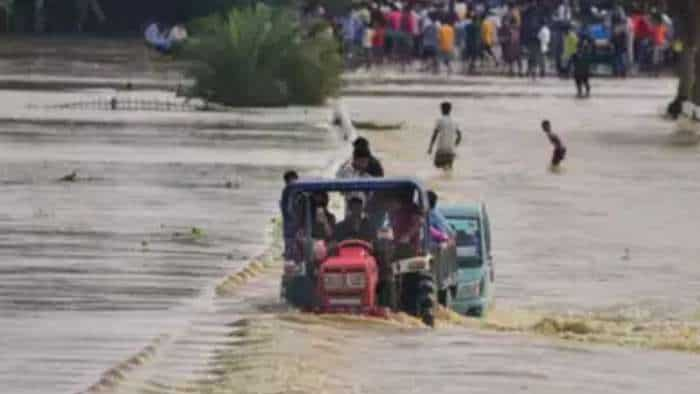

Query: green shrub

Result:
[183,5,342,107]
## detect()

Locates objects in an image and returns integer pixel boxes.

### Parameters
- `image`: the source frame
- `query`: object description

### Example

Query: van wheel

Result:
[468,306,484,318]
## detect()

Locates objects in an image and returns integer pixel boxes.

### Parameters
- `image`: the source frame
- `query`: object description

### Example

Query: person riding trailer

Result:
[280,177,458,326]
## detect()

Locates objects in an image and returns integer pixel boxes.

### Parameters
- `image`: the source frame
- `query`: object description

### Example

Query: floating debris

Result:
[59,170,78,182]
[353,120,404,131]
[225,175,242,189]
[622,248,631,260]
[191,227,204,238]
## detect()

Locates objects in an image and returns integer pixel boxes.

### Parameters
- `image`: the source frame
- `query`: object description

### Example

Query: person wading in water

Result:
[542,120,567,170]
[428,101,462,171]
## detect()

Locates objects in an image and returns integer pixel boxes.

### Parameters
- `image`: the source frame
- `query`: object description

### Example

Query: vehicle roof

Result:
[281,176,429,211]
[438,204,482,218]
[283,177,426,195]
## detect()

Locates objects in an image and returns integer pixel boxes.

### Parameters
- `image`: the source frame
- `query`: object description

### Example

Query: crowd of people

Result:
[309,0,679,78]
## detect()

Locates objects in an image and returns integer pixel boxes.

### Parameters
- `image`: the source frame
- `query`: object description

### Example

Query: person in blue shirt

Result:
[427,190,455,239]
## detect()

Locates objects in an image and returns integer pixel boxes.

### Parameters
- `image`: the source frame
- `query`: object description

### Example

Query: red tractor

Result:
[316,240,379,313]
[280,178,458,326]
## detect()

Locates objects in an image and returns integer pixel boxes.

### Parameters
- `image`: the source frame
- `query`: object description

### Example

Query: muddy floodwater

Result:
[0,87,340,394]
[338,76,700,394]
[1,66,699,394]
[346,76,700,318]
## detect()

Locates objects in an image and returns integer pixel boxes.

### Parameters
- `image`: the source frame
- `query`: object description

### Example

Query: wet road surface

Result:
[0,93,339,394]
[346,75,700,318]
[1,66,699,394]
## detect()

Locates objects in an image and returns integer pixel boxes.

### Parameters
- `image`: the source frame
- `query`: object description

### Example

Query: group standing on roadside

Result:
[306,0,678,81]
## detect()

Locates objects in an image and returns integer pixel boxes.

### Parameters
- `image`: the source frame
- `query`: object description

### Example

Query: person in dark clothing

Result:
[283,170,298,185]
[542,120,567,168]
[281,170,299,259]
[463,15,480,74]
[571,46,591,98]
[521,2,539,78]
[353,137,384,177]
[611,17,628,78]
[334,196,375,242]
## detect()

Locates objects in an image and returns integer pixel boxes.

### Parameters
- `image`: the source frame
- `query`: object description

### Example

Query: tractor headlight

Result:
[345,272,367,290]
[323,273,345,291]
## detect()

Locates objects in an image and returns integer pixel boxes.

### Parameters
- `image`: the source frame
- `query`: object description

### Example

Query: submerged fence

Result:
[35,97,226,113]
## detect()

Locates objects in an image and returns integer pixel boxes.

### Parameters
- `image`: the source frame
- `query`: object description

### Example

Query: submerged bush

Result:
[183,5,342,107]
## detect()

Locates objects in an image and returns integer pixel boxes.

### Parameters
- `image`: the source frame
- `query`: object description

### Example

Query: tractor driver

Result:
[334,196,374,243]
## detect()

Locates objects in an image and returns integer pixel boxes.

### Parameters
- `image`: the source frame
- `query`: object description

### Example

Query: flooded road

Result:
[1,62,699,394]
[330,75,700,394]
[346,75,700,319]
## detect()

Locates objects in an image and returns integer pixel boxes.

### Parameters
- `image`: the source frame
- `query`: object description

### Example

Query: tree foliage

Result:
[182,4,342,107]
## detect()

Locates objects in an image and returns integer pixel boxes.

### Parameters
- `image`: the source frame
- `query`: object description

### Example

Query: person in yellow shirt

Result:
[438,19,455,74]
[480,17,499,67]
[481,18,495,47]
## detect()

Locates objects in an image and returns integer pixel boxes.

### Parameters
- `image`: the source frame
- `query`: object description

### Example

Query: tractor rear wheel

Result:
[417,275,436,327]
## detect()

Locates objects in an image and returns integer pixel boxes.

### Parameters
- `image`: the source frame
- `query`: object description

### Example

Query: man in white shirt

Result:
[427,101,462,171]
[537,22,551,77]
[336,145,373,213]
[336,145,372,179]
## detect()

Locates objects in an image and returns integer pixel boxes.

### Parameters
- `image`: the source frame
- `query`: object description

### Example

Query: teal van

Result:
[438,204,494,317]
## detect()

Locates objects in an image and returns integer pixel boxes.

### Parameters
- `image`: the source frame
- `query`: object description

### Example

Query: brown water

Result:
[346,75,700,318]
[330,75,700,393]
[1,52,700,394]
[90,75,700,394]
[0,37,185,80]
[0,88,340,394]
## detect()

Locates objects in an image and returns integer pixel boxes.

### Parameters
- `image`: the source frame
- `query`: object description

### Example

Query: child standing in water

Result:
[542,120,567,169]
[428,101,462,171]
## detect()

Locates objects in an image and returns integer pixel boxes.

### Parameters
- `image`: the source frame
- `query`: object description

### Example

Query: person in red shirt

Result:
[386,5,402,61]
[398,4,417,70]
[372,19,386,66]
[388,190,424,257]
[387,6,402,31]
[652,19,667,75]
